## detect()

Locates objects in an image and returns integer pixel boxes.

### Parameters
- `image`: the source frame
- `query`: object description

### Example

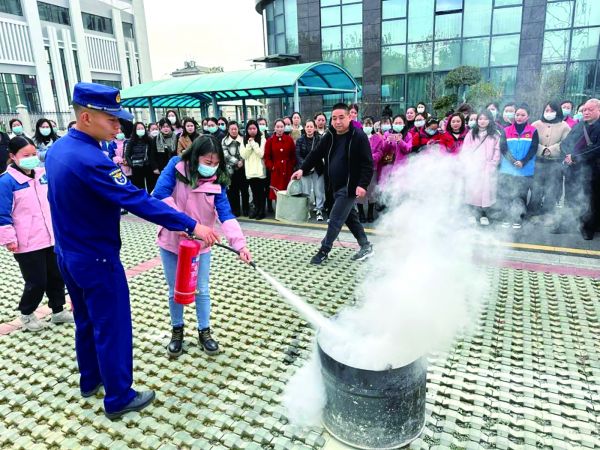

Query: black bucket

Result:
[318,340,427,449]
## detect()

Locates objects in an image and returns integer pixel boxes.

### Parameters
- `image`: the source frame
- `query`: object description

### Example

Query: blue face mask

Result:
[381,124,391,132]
[12,126,23,135]
[425,128,437,136]
[363,126,373,135]
[208,126,218,134]
[574,113,583,121]
[198,163,218,177]
[562,108,571,117]
[18,155,40,170]
[284,125,292,133]
[392,124,404,133]
[218,124,226,132]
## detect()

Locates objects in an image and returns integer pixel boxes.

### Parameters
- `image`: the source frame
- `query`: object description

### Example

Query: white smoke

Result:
[283,147,503,426]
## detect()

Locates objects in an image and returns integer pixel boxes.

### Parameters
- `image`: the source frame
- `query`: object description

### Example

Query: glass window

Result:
[274,0,283,15]
[321,0,338,6]
[407,42,433,72]
[574,0,600,27]
[435,12,461,39]
[382,0,407,20]
[542,30,571,62]
[408,0,434,42]
[0,0,22,15]
[407,73,431,106]
[92,79,121,89]
[81,12,113,34]
[436,0,463,13]
[322,26,342,50]
[381,75,406,104]
[275,14,285,33]
[38,2,70,25]
[382,45,407,75]
[492,6,522,34]
[434,40,461,70]
[541,63,566,88]
[463,0,491,37]
[490,34,520,66]
[343,49,362,76]
[321,6,341,27]
[544,1,573,30]
[73,50,81,82]
[322,50,343,65]
[382,19,406,45]
[343,24,362,48]
[0,73,40,113]
[284,0,298,53]
[571,27,600,61]
[462,37,490,67]
[342,3,361,24]
[565,61,597,96]
[494,0,521,5]
[276,34,286,52]
[122,22,134,39]
[59,48,70,102]
[489,66,517,96]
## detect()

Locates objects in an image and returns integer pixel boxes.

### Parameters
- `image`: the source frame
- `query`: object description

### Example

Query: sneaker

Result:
[198,327,219,355]
[51,309,74,324]
[501,222,511,228]
[104,390,156,420]
[316,210,324,222]
[351,243,374,261]
[480,217,490,226]
[20,313,44,332]
[310,248,329,265]
[467,216,477,225]
[512,223,522,229]
[167,326,184,358]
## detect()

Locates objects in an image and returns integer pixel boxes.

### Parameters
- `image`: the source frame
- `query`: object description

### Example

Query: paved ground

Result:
[0,216,598,449]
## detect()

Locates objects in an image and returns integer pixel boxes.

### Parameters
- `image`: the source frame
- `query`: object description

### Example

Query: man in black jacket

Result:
[561,98,600,240]
[291,103,374,264]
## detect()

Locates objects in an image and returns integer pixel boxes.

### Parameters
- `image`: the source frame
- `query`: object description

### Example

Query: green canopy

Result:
[120,62,360,108]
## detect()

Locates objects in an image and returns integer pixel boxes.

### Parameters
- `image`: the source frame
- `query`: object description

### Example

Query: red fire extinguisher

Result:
[174,238,202,305]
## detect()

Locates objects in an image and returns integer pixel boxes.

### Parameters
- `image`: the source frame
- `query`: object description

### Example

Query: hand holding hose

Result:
[193,223,219,246]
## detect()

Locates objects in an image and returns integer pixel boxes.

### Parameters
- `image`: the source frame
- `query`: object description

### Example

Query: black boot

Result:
[357,204,367,223]
[199,327,219,355]
[367,203,375,223]
[167,326,184,358]
[249,206,258,219]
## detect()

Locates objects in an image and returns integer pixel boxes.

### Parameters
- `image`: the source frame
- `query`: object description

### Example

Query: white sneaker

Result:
[51,309,74,324]
[20,313,45,332]
[467,216,477,225]
[512,223,522,229]
[501,222,511,228]
[480,217,490,226]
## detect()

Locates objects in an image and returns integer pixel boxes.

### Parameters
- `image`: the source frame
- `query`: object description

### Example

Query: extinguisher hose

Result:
[191,236,256,269]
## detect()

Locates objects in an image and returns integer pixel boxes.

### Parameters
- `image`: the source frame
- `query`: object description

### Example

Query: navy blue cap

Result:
[72,82,134,121]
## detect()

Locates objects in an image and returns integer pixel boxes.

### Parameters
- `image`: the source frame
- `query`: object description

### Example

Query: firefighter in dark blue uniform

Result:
[45,82,219,420]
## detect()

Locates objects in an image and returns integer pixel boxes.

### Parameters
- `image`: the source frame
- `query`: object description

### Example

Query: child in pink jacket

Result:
[0,136,73,331]
[152,135,252,358]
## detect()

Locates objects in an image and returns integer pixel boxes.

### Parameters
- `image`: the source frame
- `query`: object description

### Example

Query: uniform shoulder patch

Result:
[109,168,127,185]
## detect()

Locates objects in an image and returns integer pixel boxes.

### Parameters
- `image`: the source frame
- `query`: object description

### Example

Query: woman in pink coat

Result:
[0,136,73,331]
[376,114,413,186]
[357,117,383,223]
[460,110,502,226]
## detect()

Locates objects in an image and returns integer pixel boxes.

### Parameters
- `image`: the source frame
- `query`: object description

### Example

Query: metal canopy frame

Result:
[120,62,360,118]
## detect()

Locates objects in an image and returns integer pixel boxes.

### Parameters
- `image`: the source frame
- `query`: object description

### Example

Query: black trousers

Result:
[228,168,250,216]
[564,164,600,233]
[13,246,65,315]
[248,178,266,215]
[498,174,533,223]
[130,165,154,193]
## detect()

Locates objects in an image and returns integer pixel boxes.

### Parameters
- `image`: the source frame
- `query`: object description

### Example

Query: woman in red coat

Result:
[264,119,297,201]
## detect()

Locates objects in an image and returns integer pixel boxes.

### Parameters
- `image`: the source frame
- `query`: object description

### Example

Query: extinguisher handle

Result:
[191,236,256,269]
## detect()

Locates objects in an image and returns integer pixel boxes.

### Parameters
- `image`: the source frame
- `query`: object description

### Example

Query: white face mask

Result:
[414,120,426,128]
[168,116,176,124]
[544,112,557,121]
[150,130,159,138]
[468,120,476,128]
[417,107,425,113]
[39,127,51,137]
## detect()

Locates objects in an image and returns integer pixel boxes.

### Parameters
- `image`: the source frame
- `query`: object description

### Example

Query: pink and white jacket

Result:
[0,166,54,253]
[155,161,246,255]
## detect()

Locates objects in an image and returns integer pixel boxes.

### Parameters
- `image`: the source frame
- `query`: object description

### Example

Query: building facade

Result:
[0,0,152,119]
[254,0,600,117]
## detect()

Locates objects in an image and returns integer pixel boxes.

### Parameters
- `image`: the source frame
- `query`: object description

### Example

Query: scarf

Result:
[156,132,177,154]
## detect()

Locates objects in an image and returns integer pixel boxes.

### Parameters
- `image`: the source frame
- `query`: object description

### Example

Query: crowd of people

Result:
[0,78,598,420]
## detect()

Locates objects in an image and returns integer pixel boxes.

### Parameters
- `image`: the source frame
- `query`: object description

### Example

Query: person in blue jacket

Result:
[45,82,219,420]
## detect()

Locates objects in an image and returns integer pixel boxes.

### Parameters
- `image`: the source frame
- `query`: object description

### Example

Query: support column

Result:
[241,98,247,123]
[68,0,92,82]
[127,41,140,86]
[60,29,78,96]
[362,0,382,117]
[21,0,54,111]
[112,8,130,88]
[132,0,153,82]
[293,82,300,113]
[148,98,156,123]
[46,26,69,111]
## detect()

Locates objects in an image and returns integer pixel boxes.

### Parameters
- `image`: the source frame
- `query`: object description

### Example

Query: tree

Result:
[465,82,503,110]
[444,66,482,102]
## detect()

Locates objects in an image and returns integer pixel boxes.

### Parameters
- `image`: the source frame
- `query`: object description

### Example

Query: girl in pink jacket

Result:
[377,114,413,185]
[152,135,252,358]
[0,137,73,331]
